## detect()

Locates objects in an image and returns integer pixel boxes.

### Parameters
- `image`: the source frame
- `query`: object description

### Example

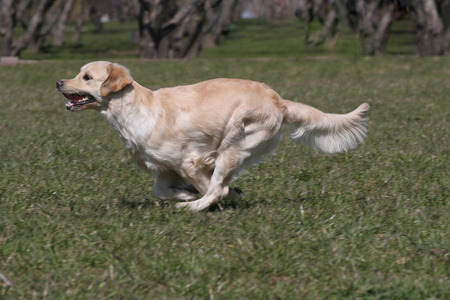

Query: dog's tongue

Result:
[63,94,85,103]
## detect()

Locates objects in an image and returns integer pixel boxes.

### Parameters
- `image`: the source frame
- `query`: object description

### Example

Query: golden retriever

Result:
[56,61,369,211]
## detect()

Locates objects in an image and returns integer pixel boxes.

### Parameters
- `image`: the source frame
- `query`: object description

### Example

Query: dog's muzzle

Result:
[56,80,97,111]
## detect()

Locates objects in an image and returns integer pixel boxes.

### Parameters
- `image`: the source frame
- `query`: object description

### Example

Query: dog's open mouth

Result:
[63,93,96,111]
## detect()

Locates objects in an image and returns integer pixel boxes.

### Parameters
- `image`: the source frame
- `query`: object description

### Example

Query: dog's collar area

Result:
[63,93,96,111]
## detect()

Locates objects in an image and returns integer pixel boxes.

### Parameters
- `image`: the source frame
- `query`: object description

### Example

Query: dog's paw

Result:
[176,191,198,201]
[154,188,197,201]
[175,201,200,212]
[175,199,213,212]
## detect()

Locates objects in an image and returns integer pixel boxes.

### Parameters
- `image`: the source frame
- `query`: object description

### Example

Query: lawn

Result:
[0,19,449,299]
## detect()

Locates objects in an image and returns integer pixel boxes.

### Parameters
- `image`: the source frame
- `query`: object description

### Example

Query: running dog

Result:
[56,61,369,211]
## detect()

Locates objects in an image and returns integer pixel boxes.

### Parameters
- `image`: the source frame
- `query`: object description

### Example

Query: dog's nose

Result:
[56,80,65,88]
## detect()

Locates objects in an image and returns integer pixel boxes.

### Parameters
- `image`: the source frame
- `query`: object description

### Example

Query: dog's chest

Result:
[103,106,166,172]
[118,126,167,172]
[125,140,162,172]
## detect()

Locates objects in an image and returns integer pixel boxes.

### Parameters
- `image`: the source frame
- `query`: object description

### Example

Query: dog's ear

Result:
[100,63,133,97]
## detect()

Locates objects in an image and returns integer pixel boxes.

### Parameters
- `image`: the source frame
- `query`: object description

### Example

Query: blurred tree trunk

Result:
[1,0,14,56]
[72,0,88,43]
[203,0,240,47]
[1,0,57,57]
[355,0,395,56]
[295,0,313,43]
[114,0,140,22]
[333,0,358,31]
[299,0,398,56]
[138,0,241,59]
[27,0,71,53]
[51,0,77,46]
[171,9,205,58]
[299,0,340,46]
[88,2,104,33]
[26,4,58,53]
[442,0,450,54]
[373,2,395,55]
[409,0,445,55]
[308,6,339,46]
[138,0,178,58]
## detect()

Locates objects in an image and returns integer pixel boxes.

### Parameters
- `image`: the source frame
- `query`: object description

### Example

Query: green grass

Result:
[0,19,449,299]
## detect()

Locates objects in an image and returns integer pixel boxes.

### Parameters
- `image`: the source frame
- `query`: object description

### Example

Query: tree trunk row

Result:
[299,0,450,56]
[0,0,109,57]
[3,0,449,58]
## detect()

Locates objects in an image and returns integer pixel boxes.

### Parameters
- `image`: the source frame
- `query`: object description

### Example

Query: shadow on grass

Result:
[118,196,170,210]
[117,194,254,212]
[118,186,334,212]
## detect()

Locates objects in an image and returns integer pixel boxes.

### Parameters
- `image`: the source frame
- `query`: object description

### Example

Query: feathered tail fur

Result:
[282,100,370,153]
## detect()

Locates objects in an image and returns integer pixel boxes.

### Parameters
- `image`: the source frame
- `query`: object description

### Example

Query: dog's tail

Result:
[282,100,369,153]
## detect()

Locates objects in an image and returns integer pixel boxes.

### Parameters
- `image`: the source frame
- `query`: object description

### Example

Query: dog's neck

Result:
[99,82,157,149]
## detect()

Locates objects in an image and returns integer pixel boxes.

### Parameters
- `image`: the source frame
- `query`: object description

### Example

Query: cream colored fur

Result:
[56,61,369,212]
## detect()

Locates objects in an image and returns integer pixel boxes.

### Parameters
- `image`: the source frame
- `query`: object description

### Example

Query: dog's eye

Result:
[83,74,92,81]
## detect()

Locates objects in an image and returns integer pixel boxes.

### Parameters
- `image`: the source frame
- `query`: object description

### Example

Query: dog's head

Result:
[56,61,133,112]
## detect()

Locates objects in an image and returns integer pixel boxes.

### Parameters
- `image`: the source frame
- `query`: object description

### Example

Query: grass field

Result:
[0,19,449,299]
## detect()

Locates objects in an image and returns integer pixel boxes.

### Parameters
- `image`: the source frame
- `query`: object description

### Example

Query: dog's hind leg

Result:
[153,170,198,201]
[180,152,216,196]
[181,155,244,203]
[176,111,282,211]
[176,149,246,211]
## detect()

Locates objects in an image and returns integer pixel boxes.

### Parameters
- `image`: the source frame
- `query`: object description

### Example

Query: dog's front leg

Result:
[153,171,198,201]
